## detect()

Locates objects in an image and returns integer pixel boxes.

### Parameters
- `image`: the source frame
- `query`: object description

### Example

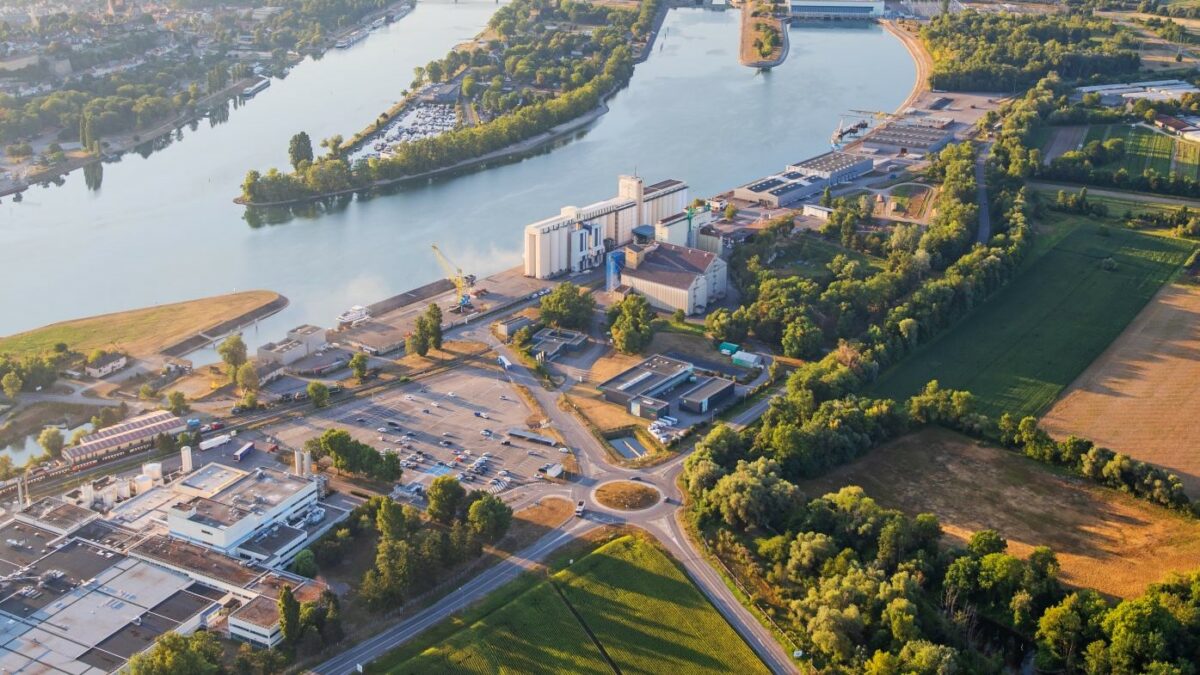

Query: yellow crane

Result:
[431,244,473,312]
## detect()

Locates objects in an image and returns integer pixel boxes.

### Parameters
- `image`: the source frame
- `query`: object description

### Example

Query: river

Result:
[0,2,915,349]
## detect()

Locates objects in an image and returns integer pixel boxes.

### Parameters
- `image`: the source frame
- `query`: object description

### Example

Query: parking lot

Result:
[264,365,567,497]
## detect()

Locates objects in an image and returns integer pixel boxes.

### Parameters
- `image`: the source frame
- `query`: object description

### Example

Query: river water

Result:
[0,2,914,346]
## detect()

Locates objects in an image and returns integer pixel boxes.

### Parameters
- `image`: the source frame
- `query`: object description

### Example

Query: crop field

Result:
[375,536,767,674]
[871,217,1195,418]
[1042,282,1200,496]
[1062,124,1200,178]
[1122,126,1175,175]
[801,428,1200,598]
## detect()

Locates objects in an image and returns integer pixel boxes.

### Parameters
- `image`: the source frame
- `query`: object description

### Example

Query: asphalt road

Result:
[311,323,797,674]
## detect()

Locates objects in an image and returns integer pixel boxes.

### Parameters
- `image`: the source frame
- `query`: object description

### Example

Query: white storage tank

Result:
[180,446,193,474]
[133,474,154,495]
[116,479,131,500]
[100,485,117,508]
[142,462,163,482]
[80,482,95,506]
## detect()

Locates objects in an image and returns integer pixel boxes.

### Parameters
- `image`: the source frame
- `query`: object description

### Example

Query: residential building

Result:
[85,352,128,378]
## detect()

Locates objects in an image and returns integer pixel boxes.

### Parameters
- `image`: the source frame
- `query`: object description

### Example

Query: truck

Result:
[498,355,512,370]
[199,434,232,451]
[186,418,202,431]
[233,442,254,462]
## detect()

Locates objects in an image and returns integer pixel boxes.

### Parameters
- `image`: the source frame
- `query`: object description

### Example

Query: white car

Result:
[448,392,457,398]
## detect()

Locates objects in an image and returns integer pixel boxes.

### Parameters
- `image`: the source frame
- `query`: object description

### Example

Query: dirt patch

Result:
[800,427,1200,599]
[588,350,640,384]
[1042,282,1200,496]
[595,481,660,511]
[564,389,644,432]
[1040,125,1088,164]
[496,497,574,554]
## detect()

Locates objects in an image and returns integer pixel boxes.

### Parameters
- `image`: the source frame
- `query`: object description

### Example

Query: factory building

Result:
[732,172,827,209]
[790,0,884,18]
[654,207,714,247]
[860,122,954,157]
[1075,79,1200,106]
[523,175,689,279]
[64,410,187,464]
[787,151,874,183]
[614,242,728,315]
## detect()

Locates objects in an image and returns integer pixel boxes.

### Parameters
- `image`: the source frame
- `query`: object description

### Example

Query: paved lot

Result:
[264,365,563,496]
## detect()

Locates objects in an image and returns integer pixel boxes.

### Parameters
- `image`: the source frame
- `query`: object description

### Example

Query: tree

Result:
[288,131,313,170]
[724,203,737,220]
[38,427,64,458]
[279,585,301,646]
[540,282,595,330]
[349,353,368,382]
[1,372,22,400]
[467,494,512,542]
[236,362,259,393]
[128,631,222,675]
[707,457,800,531]
[705,307,750,344]
[376,498,408,540]
[425,304,444,350]
[781,315,822,359]
[292,549,318,577]
[608,294,656,354]
[407,317,431,357]
[671,308,687,325]
[308,381,330,408]
[968,529,1008,556]
[166,390,188,415]
[427,474,466,524]
[217,334,248,380]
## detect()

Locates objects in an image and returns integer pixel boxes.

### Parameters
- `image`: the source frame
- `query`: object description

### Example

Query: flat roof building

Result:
[679,376,737,414]
[860,122,954,155]
[598,355,695,407]
[790,0,884,18]
[787,151,874,182]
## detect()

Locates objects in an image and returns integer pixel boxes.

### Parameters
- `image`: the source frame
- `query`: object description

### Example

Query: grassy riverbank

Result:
[0,290,284,360]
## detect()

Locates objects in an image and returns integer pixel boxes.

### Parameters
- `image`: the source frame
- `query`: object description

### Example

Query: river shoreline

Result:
[0,0,413,200]
[236,0,676,208]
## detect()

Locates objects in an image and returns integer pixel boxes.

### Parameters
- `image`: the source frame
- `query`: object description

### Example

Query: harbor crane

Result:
[431,244,475,312]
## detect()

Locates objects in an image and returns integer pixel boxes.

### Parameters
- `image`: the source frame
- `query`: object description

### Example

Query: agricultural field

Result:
[373,535,767,674]
[801,428,1200,599]
[1042,282,1200,496]
[871,214,1196,418]
[1047,124,1200,178]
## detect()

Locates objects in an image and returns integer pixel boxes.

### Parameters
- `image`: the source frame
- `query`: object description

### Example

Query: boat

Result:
[337,305,371,325]
[371,17,385,29]
[241,80,270,97]
[335,31,368,48]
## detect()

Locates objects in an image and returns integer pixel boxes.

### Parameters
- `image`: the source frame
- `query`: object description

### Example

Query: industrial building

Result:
[64,411,187,464]
[790,0,884,19]
[523,175,689,279]
[529,327,588,361]
[653,207,714,247]
[598,355,695,419]
[859,122,954,156]
[678,377,736,414]
[1075,79,1200,106]
[788,151,874,183]
[611,242,728,316]
[732,172,826,208]
[257,324,327,367]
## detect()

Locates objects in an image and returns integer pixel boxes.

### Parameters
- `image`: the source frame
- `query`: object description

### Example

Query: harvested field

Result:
[0,291,282,359]
[1040,125,1087,164]
[801,428,1200,599]
[1042,282,1200,495]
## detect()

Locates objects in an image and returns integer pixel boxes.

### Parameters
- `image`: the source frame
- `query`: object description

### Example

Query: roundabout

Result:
[593,480,663,511]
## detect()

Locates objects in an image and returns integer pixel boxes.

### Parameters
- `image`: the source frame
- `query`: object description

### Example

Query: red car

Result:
[210,422,225,430]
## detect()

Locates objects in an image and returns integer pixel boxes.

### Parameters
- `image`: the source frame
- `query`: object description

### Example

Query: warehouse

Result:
[598,355,695,407]
[65,410,187,464]
[787,151,874,183]
[614,242,728,315]
[678,377,736,414]
[731,172,826,208]
[860,122,954,156]
[523,175,689,279]
[1075,79,1200,106]
[257,324,327,367]
[789,0,883,18]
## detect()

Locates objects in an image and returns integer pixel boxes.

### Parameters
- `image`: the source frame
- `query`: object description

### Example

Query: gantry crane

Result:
[431,244,474,312]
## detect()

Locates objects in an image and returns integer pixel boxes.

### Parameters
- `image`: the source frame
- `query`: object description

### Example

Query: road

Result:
[1027,180,1200,208]
[312,322,798,674]
[976,141,993,244]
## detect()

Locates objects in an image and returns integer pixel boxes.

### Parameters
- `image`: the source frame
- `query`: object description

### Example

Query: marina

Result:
[352,101,459,162]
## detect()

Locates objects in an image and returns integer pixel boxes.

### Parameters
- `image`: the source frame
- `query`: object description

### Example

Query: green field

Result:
[1069,124,1200,179]
[373,536,768,675]
[773,234,884,280]
[871,216,1196,418]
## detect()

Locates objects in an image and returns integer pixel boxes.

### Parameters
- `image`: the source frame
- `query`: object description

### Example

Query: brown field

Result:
[563,389,643,432]
[595,481,660,510]
[1042,283,1200,496]
[1041,125,1087,164]
[801,428,1200,598]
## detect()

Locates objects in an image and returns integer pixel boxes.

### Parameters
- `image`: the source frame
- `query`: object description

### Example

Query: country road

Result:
[1027,180,1200,208]
[311,321,798,674]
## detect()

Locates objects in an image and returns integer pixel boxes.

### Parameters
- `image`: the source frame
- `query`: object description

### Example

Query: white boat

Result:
[242,80,270,97]
[337,305,370,325]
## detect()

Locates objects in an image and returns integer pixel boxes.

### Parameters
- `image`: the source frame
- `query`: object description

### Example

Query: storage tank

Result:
[180,446,193,474]
[116,479,131,500]
[80,482,95,506]
[142,462,163,482]
[293,449,304,476]
[132,474,154,495]
[302,451,313,477]
[100,484,117,508]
